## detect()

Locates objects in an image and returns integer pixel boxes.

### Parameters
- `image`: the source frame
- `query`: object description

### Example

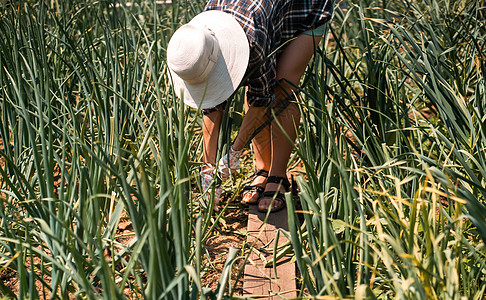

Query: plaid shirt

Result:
[204,0,334,107]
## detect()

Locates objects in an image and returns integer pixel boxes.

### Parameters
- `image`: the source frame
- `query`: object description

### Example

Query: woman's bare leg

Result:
[202,110,224,165]
[201,110,225,208]
[241,99,272,204]
[259,33,322,211]
[245,103,272,171]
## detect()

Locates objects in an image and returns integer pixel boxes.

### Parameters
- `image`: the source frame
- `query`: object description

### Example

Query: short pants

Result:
[303,24,327,36]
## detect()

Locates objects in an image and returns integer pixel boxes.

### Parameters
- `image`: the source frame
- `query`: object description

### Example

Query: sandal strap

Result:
[266,176,290,191]
[242,185,265,194]
[261,190,284,198]
[254,169,269,178]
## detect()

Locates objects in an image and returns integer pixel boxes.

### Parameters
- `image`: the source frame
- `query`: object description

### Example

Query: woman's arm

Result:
[232,33,322,150]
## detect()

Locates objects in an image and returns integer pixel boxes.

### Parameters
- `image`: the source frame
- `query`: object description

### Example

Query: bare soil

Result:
[201,205,248,295]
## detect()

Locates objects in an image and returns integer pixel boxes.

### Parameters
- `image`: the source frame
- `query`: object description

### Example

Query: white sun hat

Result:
[167,10,250,110]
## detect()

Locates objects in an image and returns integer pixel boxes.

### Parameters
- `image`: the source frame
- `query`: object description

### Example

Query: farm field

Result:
[0,0,485,299]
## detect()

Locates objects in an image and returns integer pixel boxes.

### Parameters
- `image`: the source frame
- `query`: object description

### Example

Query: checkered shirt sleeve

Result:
[204,0,334,107]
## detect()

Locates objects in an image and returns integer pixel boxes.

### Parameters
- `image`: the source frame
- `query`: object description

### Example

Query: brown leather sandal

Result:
[258,176,290,213]
[240,169,269,205]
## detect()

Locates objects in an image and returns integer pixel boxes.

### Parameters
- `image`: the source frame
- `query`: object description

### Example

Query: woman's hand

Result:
[217,146,243,181]
[201,166,222,211]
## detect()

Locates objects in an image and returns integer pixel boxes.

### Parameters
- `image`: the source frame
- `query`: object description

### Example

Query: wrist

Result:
[230,145,243,153]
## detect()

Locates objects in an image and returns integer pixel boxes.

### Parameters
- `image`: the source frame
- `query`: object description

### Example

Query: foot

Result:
[258,176,290,213]
[240,169,268,205]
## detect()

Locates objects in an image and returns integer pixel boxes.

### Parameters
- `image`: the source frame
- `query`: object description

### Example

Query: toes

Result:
[241,191,259,204]
[258,198,271,211]
[258,197,284,211]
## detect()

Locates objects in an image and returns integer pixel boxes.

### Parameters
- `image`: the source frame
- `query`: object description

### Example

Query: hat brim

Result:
[169,11,249,110]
